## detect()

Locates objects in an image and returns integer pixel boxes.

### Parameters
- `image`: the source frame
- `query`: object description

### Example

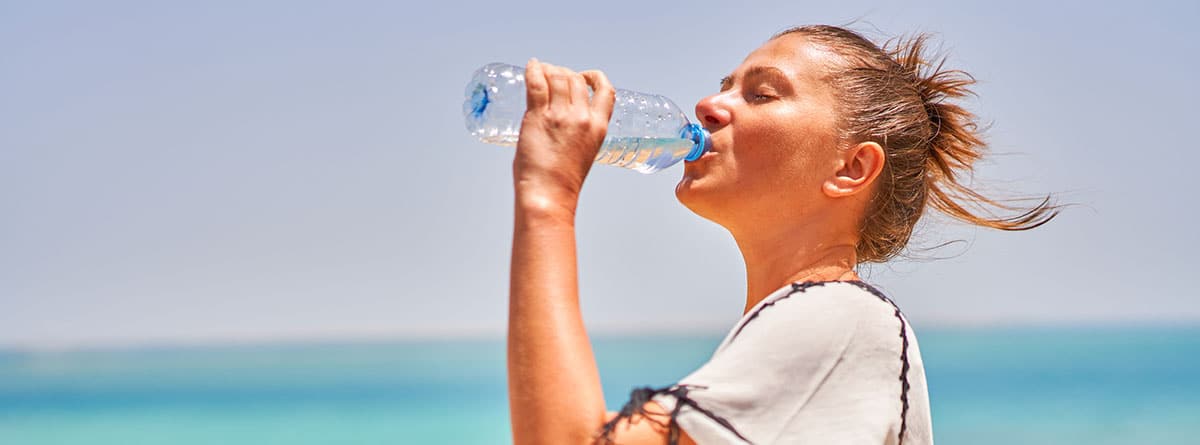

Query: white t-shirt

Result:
[602,280,933,445]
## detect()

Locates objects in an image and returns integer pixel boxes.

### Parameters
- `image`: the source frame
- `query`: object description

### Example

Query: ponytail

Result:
[774,26,1061,262]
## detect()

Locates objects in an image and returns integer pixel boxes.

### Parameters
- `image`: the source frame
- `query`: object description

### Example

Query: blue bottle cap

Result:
[682,123,711,161]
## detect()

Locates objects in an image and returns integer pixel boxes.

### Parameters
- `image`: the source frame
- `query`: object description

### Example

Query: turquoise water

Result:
[2,327,1197,444]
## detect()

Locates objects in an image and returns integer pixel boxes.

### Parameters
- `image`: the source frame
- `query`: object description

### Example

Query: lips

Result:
[687,132,722,163]
[684,149,718,167]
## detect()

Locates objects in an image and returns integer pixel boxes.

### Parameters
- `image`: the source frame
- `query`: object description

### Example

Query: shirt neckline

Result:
[715,280,876,353]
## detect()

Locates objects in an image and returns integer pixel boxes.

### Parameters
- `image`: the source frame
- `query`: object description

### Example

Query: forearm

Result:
[507,197,607,445]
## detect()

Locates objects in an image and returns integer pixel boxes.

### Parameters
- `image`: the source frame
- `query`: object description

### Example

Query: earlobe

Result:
[822,179,846,198]
[824,141,886,198]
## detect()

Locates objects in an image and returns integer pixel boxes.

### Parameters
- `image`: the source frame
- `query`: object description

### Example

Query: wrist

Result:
[514,189,578,226]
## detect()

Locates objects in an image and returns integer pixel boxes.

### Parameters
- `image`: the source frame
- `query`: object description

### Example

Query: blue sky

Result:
[2,0,1198,348]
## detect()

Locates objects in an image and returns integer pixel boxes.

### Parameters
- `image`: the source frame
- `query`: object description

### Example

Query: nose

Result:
[695,93,731,131]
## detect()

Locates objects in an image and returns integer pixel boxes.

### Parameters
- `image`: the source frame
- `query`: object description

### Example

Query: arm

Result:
[508,196,604,444]
[506,58,609,445]
[506,59,693,445]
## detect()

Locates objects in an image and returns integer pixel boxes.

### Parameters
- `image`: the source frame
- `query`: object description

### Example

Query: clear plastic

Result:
[463,63,709,174]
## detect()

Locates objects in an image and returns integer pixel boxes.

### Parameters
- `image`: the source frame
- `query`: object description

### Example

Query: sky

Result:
[2,0,1198,349]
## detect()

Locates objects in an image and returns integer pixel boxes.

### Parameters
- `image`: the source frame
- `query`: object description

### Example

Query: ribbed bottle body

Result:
[464,63,707,173]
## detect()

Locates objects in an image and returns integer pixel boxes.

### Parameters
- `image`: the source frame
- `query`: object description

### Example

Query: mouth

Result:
[684,130,722,165]
[684,148,718,168]
[700,137,723,156]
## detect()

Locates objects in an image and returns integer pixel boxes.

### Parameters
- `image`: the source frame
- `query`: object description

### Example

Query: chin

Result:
[675,170,724,223]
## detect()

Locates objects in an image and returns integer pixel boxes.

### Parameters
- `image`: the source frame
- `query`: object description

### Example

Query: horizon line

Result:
[2,319,1198,353]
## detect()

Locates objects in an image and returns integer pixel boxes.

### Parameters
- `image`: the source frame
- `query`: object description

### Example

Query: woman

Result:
[506,25,1057,445]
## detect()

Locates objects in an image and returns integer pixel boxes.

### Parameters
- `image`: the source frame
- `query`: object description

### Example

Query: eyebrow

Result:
[720,66,789,89]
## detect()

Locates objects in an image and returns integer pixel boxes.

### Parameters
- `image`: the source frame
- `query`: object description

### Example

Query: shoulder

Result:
[703,280,902,367]
[730,281,896,342]
[653,281,914,443]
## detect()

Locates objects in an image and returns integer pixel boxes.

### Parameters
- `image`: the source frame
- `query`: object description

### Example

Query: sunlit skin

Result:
[505,33,887,445]
[677,33,887,313]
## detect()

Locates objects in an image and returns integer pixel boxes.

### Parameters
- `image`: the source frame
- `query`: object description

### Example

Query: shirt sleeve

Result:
[646,283,879,444]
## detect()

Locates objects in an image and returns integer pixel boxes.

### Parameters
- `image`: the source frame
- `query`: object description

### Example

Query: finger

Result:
[525,58,548,110]
[580,70,616,121]
[568,71,589,107]
[544,64,571,109]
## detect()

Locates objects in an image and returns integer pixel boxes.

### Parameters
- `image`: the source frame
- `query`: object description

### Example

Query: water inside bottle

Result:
[473,134,696,173]
[594,136,696,174]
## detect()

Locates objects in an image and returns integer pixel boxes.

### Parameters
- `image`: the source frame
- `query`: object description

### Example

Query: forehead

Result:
[738,33,838,83]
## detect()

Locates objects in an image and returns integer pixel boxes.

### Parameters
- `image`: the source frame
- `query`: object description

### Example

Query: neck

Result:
[731,221,859,315]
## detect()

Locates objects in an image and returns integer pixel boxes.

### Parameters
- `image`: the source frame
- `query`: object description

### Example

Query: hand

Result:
[513,59,616,215]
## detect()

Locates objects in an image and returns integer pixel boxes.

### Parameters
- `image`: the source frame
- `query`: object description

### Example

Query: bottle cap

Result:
[683,123,711,161]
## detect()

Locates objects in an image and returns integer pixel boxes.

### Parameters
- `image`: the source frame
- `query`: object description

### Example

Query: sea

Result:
[1,326,1197,444]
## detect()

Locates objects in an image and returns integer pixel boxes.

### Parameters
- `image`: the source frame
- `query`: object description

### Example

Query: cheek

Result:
[740,118,811,173]
[676,108,840,206]
[742,115,839,191]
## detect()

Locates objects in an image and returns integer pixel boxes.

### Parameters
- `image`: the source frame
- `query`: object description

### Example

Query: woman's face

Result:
[676,34,845,231]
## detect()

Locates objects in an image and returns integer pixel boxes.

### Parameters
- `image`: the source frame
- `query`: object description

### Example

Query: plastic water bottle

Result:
[463,63,710,174]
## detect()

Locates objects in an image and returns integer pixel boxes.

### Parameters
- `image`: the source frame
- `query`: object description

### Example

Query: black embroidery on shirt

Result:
[595,384,753,445]
[844,280,912,445]
[727,280,914,445]
[601,280,913,445]
[728,280,835,343]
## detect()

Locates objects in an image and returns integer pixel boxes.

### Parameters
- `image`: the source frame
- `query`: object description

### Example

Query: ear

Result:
[823,141,886,198]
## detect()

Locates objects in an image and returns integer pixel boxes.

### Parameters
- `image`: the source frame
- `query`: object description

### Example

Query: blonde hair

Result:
[774,25,1060,263]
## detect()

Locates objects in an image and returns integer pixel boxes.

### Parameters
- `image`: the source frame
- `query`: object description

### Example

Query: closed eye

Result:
[748,87,778,102]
